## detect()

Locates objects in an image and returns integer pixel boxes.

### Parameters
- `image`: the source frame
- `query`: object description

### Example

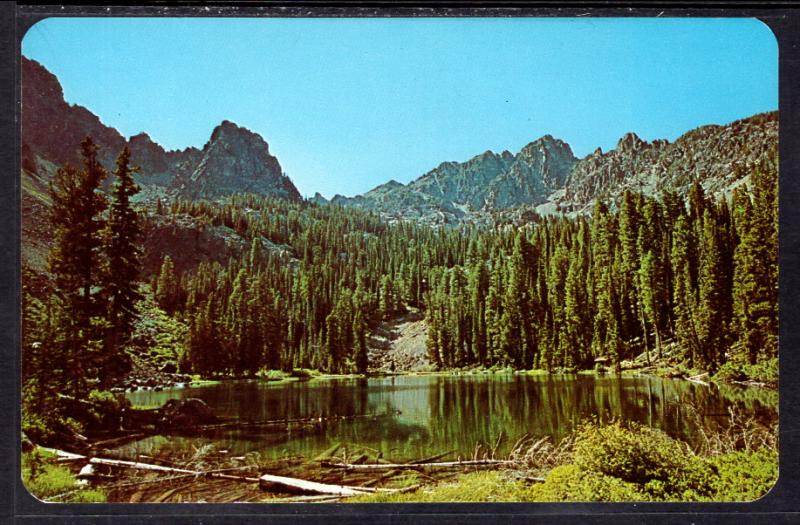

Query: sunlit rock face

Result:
[176,120,301,201]
[337,111,777,223]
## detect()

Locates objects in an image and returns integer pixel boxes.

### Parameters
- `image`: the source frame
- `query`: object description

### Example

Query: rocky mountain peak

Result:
[22,57,64,103]
[21,56,303,203]
[180,120,301,201]
[208,119,255,145]
[519,134,575,159]
[310,192,329,205]
[616,132,646,152]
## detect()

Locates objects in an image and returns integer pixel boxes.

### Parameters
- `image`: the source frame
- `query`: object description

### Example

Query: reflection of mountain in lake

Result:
[121,375,776,461]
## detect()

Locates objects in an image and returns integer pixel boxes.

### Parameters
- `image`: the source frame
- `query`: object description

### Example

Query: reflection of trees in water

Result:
[423,375,777,454]
[123,376,777,460]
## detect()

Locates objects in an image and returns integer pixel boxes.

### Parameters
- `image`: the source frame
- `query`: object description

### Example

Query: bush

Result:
[290,368,316,379]
[86,390,131,430]
[714,357,778,385]
[354,422,778,503]
[708,448,778,501]
[573,421,714,500]
[257,369,288,381]
[523,464,648,502]
[22,450,105,503]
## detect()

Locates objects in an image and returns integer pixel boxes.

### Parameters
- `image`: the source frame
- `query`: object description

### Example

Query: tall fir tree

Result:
[101,147,143,382]
[47,137,108,397]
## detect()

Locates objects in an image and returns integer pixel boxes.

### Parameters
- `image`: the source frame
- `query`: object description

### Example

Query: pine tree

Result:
[733,155,779,364]
[698,210,726,371]
[672,215,701,367]
[47,137,108,397]
[353,310,369,374]
[101,147,142,382]
[155,255,181,314]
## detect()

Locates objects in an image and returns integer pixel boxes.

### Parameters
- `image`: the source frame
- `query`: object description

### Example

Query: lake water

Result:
[121,374,777,462]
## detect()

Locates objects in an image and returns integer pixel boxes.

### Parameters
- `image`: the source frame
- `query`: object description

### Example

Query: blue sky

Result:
[22,17,777,198]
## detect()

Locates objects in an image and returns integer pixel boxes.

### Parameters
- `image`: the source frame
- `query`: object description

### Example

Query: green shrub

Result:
[86,390,131,430]
[708,448,778,501]
[714,357,778,385]
[523,464,648,502]
[573,421,714,500]
[21,411,56,445]
[22,450,105,503]
[257,369,288,381]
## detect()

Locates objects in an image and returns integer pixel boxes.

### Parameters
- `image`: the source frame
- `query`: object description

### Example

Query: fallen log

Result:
[259,474,378,496]
[312,442,341,462]
[90,432,148,450]
[88,457,260,483]
[90,457,198,474]
[322,459,513,471]
[265,494,347,503]
[687,373,710,387]
[38,447,86,462]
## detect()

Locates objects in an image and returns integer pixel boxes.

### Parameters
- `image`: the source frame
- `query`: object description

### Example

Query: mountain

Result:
[335,112,777,224]
[558,112,778,213]
[21,56,303,274]
[21,55,778,237]
[175,120,300,201]
[20,56,301,202]
[332,136,578,224]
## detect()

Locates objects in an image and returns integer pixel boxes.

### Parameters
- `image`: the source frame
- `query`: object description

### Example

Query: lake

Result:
[121,373,777,462]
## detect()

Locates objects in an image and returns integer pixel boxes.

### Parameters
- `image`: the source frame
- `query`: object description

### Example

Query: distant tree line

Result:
[150,146,776,376]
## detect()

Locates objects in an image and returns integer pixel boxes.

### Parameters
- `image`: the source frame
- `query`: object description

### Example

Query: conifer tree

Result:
[101,147,142,381]
[733,156,779,363]
[47,137,108,397]
[155,255,181,314]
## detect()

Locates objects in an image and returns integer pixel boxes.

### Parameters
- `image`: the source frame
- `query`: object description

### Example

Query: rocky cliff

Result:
[176,120,301,201]
[558,112,778,213]
[21,56,302,203]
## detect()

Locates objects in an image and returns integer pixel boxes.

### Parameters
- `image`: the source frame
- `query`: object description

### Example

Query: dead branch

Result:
[321,459,513,471]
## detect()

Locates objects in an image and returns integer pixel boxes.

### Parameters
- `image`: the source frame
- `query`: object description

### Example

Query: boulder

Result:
[157,398,217,429]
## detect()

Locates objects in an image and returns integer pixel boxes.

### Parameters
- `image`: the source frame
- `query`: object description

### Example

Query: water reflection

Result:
[121,374,777,461]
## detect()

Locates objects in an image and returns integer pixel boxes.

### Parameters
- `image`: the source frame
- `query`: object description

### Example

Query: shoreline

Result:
[121,364,778,399]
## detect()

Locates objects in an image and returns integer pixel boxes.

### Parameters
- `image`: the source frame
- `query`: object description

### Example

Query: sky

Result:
[22,17,777,199]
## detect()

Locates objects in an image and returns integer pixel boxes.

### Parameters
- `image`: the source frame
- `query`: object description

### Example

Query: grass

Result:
[350,471,526,503]
[22,449,106,503]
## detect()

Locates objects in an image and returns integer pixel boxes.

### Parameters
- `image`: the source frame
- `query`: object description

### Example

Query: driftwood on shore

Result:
[687,373,710,386]
[259,474,378,496]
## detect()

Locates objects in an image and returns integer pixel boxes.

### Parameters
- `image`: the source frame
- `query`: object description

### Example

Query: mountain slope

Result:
[558,112,778,213]
[21,56,303,274]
